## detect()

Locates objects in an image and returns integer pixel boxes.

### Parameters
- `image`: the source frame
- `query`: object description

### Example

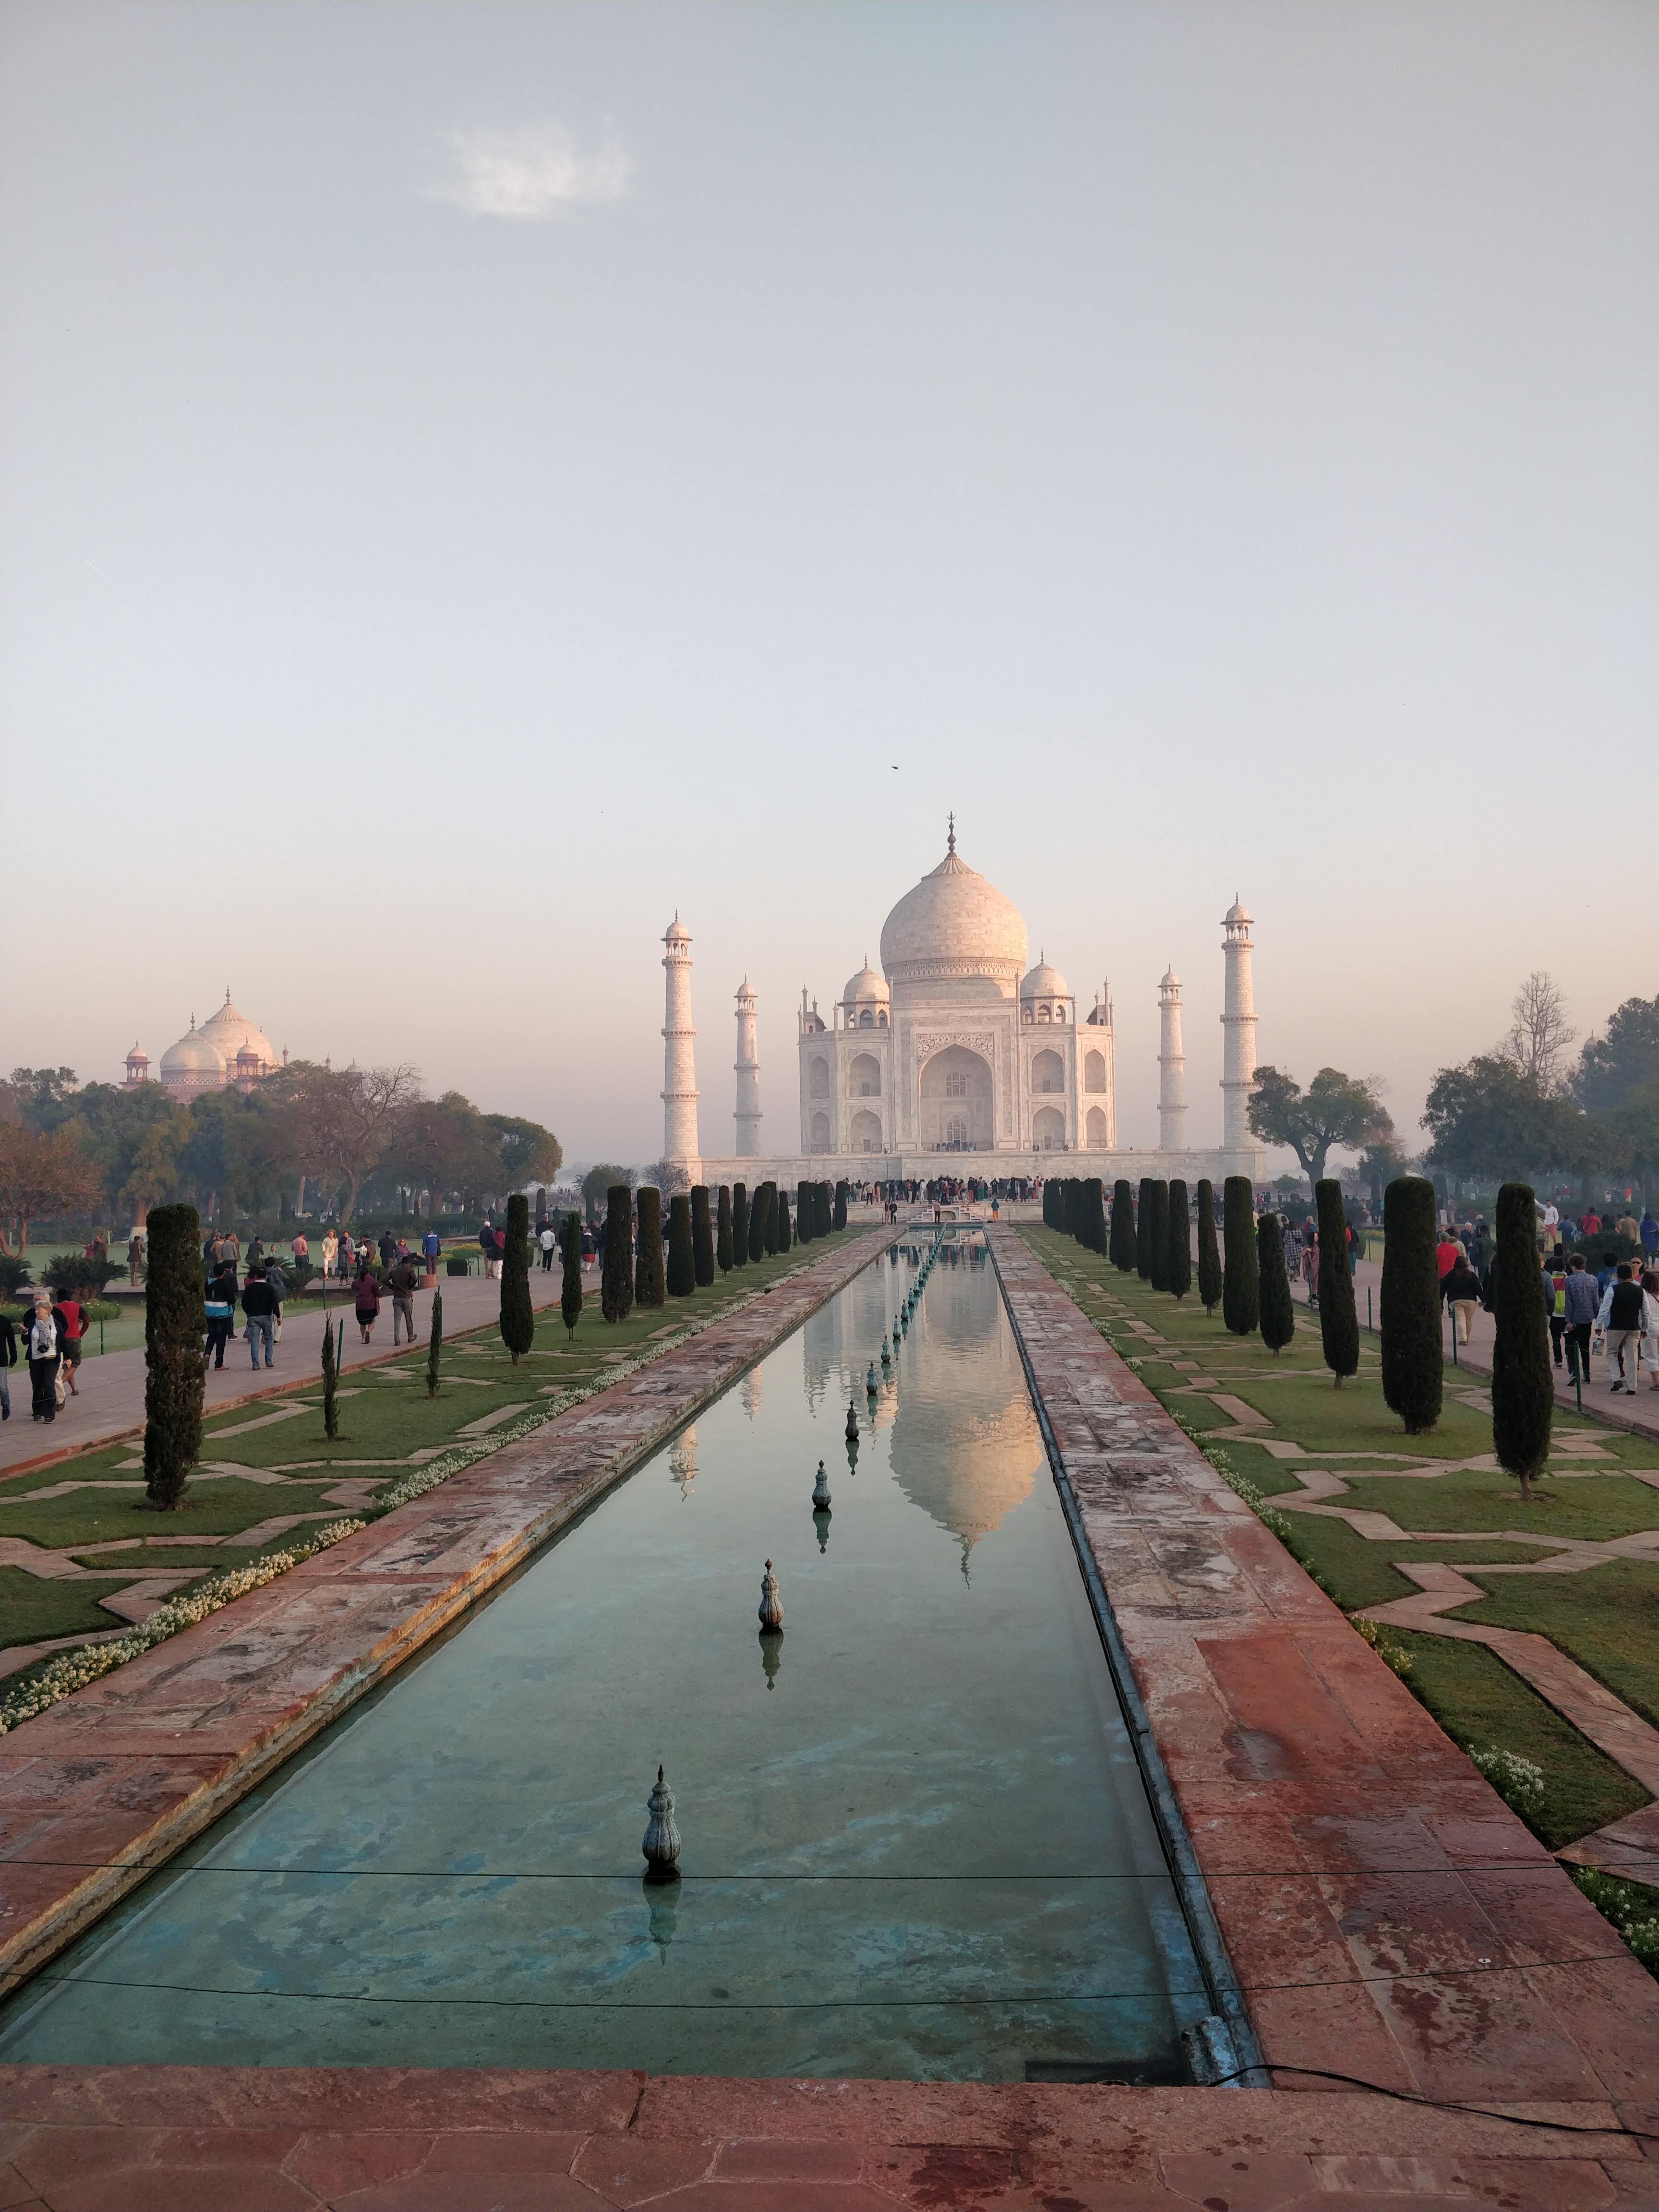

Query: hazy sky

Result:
[2,0,1654,1168]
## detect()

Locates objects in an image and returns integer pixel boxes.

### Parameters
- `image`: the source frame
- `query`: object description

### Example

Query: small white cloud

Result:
[433,122,635,222]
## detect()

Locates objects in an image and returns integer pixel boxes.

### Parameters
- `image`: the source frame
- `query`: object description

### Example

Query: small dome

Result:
[125,1043,149,1064]
[843,958,889,1005]
[1223,895,1252,926]
[1021,955,1069,1000]
[664,915,691,945]
[1160,965,1181,989]
[160,1019,227,1078]
[735,976,757,1004]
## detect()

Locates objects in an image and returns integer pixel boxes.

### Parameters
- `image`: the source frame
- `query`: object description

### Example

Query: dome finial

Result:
[946,810,955,854]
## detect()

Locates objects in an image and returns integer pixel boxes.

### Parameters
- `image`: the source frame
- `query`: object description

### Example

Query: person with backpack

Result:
[1596,1263,1646,1395]
[26,1293,60,1422]
[422,1226,441,1277]
[204,1262,238,1368]
[241,1264,278,1369]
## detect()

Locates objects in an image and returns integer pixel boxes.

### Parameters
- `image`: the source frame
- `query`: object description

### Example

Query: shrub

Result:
[1166,1180,1191,1299]
[1146,1182,1169,1292]
[560,1211,584,1338]
[1492,1179,1552,1501]
[748,1182,773,1261]
[1381,1177,1441,1434]
[601,1185,634,1322]
[635,1186,665,1308]
[717,1186,733,1270]
[142,1202,205,1510]
[691,1186,715,1286]
[0,1253,29,1298]
[793,1182,812,1246]
[1109,1180,1136,1272]
[44,1255,121,1299]
[1315,1178,1358,1386]
[499,1193,534,1363]
[426,1287,443,1397]
[666,1192,695,1297]
[1195,1179,1222,1314]
[445,1255,469,1277]
[1222,1176,1259,1335]
[731,1182,750,1268]
[1257,1212,1296,1355]
[1471,1744,1545,1810]
[1136,1179,1154,1280]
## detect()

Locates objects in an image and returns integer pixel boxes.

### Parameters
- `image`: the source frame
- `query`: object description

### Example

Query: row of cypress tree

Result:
[587,1176,841,1331]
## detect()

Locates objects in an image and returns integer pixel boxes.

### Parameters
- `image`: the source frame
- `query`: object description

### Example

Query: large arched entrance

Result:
[919,1045,994,1151]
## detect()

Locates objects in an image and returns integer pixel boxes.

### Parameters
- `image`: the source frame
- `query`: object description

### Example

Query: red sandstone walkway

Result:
[0,1267,588,1482]
[986,1229,1659,2126]
[0,1232,890,1999]
[1,2063,1650,2211]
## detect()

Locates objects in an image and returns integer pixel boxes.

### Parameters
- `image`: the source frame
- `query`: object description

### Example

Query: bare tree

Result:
[1506,973,1576,1090]
[283,1062,421,1226]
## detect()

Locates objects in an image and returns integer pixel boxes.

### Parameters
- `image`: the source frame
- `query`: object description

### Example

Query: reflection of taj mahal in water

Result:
[663,822,1266,1186]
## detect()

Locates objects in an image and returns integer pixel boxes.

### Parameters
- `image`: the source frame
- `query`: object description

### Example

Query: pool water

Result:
[0,1238,1214,2080]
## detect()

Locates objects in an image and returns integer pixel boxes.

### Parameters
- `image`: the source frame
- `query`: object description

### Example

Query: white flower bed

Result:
[1471,1744,1546,1807]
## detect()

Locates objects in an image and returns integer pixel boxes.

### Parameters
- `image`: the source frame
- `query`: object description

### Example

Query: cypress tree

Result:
[746,1182,769,1262]
[1491,1180,1552,1502]
[716,1186,733,1272]
[833,1180,848,1231]
[1257,1212,1296,1354]
[1147,1182,1170,1292]
[1136,1178,1155,1280]
[560,1211,584,1338]
[142,1201,205,1509]
[1166,1179,1192,1299]
[1195,1179,1222,1315]
[635,1186,665,1307]
[666,1193,695,1297]
[426,1286,443,1397]
[762,1181,779,1255]
[499,1192,535,1363]
[1222,1177,1259,1335]
[1380,1176,1440,1433]
[602,1184,634,1322]
[793,1181,812,1246]
[1314,1178,1358,1386]
[1043,1180,1056,1228]
[776,1184,792,1252]
[321,1311,340,1440]
[1081,1178,1106,1255]
[731,1182,750,1268]
[813,1182,830,1238]
[1109,1180,1136,1271]
[691,1185,715,1286]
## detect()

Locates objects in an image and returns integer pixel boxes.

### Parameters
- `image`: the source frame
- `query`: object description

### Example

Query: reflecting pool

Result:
[0,1237,1213,2080]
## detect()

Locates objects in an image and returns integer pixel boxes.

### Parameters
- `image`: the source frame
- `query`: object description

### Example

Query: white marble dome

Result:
[842,959,889,1005]
[199,990,276,1073]
[1021,957,1070,1000]
[159,1019,227,1097]
[878,838,1028,995]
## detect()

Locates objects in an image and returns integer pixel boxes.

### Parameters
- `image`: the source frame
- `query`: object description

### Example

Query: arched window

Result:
[810,1111,831,1151]
[1033,1105,1065,1151]
[1037,1004,1051,1022]
[1084,1050,1106,1094]
[858,1009,874,1028]
[850,1052,881,1098]
[851,1108,882,1152]
[877,1009,889,1027]
[945,1114,969,1146]
[1022,1004,1034,1024]
[1085,1106,1107,1146]
[808,1058,830,1099]
[944,1071,968,1098]
[1032,1048,1064,1095]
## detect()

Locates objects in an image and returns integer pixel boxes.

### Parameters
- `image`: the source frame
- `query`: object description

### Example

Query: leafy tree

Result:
[635,1186,665,1308]
[426,1286,444,1397]
[499,1192,535,1362]
[0,1066,80,1131]
[1491,1180,1552,1501]
[731,1182,750,1268]
[762,1181,780,1256]
[793,1181,813,1246]
[0,1124,101,1252]
[691,1186,715,1285]
[1249,1065,1393,1189]
[1146,1182,1169,1292]
[815,1181,832,1238]
[1575,994,1659,1118]
[1256,1212,1296,1355]
[1135,1178,1154,1280]
[1195,1179,1221,1314]
[560,1211,584,1338]
[386,1091,502,1216]
[1222,1177,1259,1335]
[583,1163,634,1223]
[1314,1178,1358,1386]
[1109,1180,1136,1271]
[142,1202,205,1508]
[601,1185,634,1322]
[1381,1176,1440,1433]
[1166,1179,1191,1299]
[776,1184,792,1252]
[666,1193,695,1296]
[1421,1056,1582,1184]
[484,1114,563,1189]
[717,1186,733,1270]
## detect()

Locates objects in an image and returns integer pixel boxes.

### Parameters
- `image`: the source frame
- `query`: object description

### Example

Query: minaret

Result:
[734,979,762,1157]
[1088,982,1117,1148]
[1220,896,1257,1152]
[1157,968,1188,1152]
[661,916,700,1174]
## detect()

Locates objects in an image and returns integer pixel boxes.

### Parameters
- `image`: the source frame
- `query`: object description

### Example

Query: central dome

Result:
[879,835,1028,998]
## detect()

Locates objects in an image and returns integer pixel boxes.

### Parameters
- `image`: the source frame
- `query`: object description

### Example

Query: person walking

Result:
[1563,1255,1599,1385]
[321,1229,338,1281]
[539,1220,556,1273]
[241,1264,278,1370]
[1442,1251,1482,1346]
[378,1228,397,1270]
[26,1294,60,1422]
[353,1261,381,1344]
[126,1232,144,1285]
[266,1256,288,1346]
[0,1306,15,1420]
[422,1225,440,1278]
[1642,1209,1658,1265]
[54,1293,86,1395]
[1545,1256,1569,1369]
[1596,1263,1645,1395]
[1641,1269,1659,1394]
[387,1253,419,1344]
[204,1262,238,1368]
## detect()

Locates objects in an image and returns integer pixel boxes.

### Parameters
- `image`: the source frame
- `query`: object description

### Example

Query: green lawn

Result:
[1022,1226,1659,1863]
[1,1231,861,1653]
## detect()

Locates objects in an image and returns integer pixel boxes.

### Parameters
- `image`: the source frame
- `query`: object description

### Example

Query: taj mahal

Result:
[663,823,1265,1187]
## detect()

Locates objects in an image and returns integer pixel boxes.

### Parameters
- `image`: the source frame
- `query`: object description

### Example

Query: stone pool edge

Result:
[0,1229,894,2000]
